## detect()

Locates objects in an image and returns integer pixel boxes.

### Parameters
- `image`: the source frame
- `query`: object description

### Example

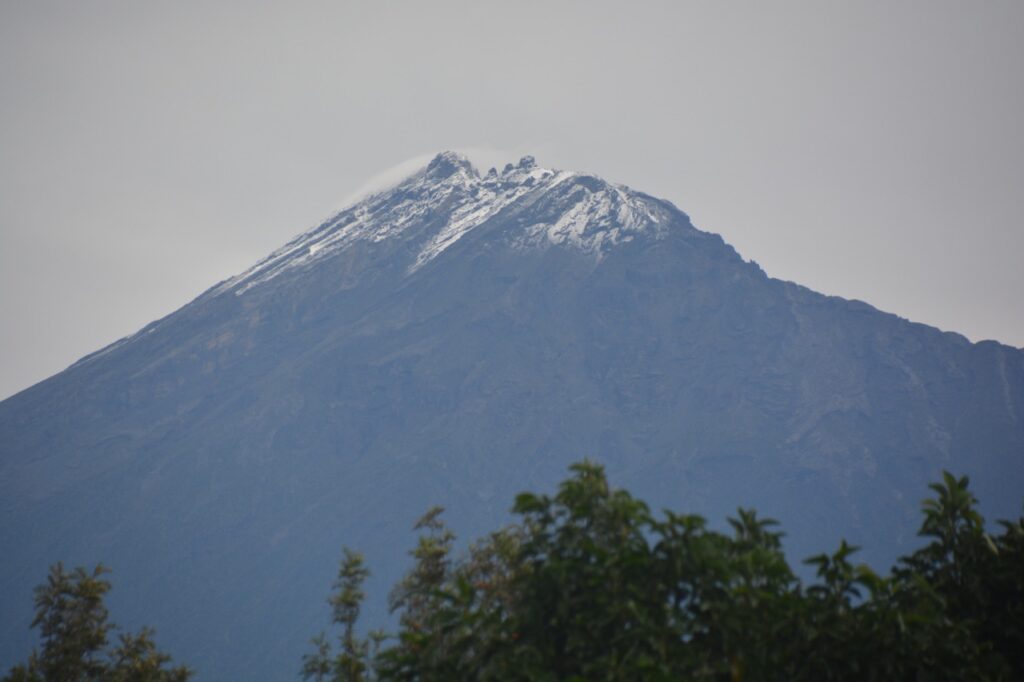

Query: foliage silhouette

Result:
[3,563,191,682]
[311,462,1023,681]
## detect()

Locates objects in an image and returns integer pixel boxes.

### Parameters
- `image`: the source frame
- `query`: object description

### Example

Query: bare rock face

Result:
[2,153,1022,680]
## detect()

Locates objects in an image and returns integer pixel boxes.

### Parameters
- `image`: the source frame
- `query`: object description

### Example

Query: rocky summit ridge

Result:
[215,152,674,295]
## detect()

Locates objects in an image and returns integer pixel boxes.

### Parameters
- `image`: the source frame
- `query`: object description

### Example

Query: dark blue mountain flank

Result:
[2,152,1021,680]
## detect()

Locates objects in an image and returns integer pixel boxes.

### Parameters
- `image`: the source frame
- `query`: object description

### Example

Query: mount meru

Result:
[2,152,1021,680]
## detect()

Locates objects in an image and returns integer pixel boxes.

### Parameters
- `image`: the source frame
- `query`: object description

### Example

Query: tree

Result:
[315,462,1024,681]
[3,563,191,682]
[302,548,377,682]
[107,628,191,682]
[895,472,1024,679]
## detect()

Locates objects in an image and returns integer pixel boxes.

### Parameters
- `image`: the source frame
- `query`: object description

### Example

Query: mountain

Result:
[2,152,1022,680]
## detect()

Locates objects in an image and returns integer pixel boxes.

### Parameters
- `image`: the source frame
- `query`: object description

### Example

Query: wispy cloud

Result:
[334,152,437,210]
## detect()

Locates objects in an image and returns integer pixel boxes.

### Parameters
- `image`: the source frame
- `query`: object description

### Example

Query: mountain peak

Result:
[215,153,680,296]
[425,150,476,180]
[4,150,1023,682]
[517,155,536,170]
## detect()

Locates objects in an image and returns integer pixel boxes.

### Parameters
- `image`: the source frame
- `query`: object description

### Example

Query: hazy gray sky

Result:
[2,1,1022,400]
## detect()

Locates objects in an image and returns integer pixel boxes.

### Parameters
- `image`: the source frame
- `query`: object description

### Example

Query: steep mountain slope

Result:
[2,152,1022,680]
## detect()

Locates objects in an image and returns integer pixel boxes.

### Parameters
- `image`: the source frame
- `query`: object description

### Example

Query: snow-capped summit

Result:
[218,152,681,295]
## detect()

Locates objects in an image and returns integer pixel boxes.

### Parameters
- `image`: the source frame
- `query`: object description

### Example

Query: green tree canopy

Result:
[3,563,191,682]
[315,462,1024,681]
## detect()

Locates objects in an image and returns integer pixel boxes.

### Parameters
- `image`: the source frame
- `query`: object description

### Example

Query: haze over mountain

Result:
[2,153,1022,680]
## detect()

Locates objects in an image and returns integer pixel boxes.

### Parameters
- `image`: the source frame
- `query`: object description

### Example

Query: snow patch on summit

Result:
[516,182,668,255]
[215,152,671,296]
[411,166,577,271]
